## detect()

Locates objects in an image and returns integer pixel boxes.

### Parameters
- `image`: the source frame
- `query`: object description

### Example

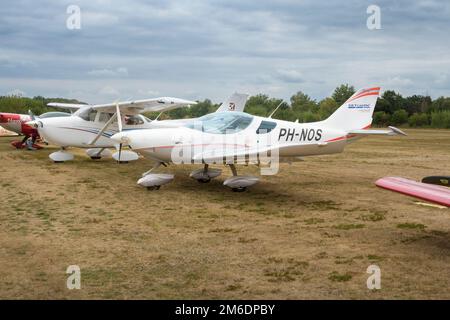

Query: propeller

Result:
[28,109,36,121]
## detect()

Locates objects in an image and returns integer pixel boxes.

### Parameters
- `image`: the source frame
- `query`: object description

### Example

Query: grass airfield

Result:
[0,129,449,299]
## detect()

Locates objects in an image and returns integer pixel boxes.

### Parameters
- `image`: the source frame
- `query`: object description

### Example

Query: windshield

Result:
[186,112,253,134]
[39,112,71,119]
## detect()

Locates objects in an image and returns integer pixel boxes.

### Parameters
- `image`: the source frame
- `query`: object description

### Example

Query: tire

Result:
[232,187,247,192]
[197,178,211,183]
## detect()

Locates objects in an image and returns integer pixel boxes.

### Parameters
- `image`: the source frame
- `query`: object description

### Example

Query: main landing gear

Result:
[189,164,222,183]
[86,148,111,160]
[137,163,259,192]
[223,164,259,192]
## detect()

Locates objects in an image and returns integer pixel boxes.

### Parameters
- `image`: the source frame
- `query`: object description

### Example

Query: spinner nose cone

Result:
[26,120,38,128]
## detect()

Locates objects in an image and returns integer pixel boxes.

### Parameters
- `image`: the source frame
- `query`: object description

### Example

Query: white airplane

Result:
[110,87,406,191]
[28,93,248,162]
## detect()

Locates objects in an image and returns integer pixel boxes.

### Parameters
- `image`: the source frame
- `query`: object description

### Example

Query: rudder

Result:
[324,87,380,131]
[215,93,249,113]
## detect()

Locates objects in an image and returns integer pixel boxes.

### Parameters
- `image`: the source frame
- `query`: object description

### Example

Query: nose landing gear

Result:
[138,162,173,190]
[49,148,74,163]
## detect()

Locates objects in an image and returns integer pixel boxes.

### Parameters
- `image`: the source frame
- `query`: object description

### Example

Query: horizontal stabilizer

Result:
[348,126,406,136]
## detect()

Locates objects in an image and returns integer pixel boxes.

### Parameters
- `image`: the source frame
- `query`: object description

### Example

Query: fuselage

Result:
[35,112,193,148]
[112,112,357,164]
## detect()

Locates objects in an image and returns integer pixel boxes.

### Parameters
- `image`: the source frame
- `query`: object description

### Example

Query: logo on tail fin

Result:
[346,87,380,103]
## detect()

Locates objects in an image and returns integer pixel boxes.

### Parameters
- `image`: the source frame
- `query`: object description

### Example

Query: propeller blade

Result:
[28,109,36,121]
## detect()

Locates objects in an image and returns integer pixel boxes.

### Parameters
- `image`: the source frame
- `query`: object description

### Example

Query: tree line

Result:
[1,84,450,128]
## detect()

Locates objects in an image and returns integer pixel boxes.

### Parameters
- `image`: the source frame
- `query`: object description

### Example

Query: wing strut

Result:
[87,112,117,146]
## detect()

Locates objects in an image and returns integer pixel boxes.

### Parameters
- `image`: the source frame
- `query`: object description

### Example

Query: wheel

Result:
[118,161,129,164]
[197,178,211,183]
[147,186,161,191]
[90,156,102,160]
[232,187,247,192]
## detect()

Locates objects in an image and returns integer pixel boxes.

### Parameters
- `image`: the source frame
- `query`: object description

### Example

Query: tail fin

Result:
[216,93,249,113]
[324,87,380,131]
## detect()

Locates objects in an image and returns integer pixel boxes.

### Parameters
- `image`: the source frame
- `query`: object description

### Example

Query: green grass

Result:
[333,223,365,230]
[367,255,383,261]
[304,218,325,225]
[328,271,352,282]
[360,212,385,222]
[397,223,426,230]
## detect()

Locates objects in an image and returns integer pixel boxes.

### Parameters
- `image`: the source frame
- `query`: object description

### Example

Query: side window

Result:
[88,110,98,122]
[99,112,114,123]
[78,108,97,122]
[256,120,277,134]
[125,115,144,126]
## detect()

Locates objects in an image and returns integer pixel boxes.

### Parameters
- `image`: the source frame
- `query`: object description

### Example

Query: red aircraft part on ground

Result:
[0,112,37,136]
[375,176,450,207]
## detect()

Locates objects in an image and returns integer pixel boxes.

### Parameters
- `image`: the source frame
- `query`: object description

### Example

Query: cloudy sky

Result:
[0,0,449,104]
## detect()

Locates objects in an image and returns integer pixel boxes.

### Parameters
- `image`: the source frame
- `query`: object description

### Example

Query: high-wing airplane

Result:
[110,87,407,191]
[28,93,248,162]
[0,111,71,148]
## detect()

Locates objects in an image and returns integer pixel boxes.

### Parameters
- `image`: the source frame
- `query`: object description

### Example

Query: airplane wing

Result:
[83,97,196,146]
[376,177,450,207]
[91,97,197,115]
[348,126,407,136]
[215,93,249,113]
[47,103,87,111]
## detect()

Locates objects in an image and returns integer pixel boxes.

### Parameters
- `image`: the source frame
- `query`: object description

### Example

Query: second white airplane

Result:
[28,93,249,162]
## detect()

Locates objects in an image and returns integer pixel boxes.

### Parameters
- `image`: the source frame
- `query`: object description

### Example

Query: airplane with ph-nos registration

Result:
[111,87,407,192]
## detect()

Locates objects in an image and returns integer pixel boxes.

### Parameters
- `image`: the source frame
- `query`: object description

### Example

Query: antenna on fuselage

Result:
[268,100,286,119]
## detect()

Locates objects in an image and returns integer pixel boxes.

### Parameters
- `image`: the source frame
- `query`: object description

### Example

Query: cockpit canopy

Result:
[185,112,254,134]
